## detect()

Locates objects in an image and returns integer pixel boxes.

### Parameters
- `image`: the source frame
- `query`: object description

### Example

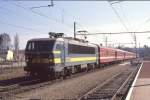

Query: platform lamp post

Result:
[133,33,137,58]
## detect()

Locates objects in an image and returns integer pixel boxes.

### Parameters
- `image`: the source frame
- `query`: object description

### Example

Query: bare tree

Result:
[0,33,11,52]
[0,33,11,60]
[14,34,19,61]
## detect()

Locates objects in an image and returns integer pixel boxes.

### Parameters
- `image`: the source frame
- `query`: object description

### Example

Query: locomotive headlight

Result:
[25,57,29,62]
[49,59,53,62]
[49,55,54,63]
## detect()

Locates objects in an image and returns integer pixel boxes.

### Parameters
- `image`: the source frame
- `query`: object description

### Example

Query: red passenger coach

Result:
[99,47,116,64]
[125,51,136,60]
[116,49,125,61]
[99,47,136,65]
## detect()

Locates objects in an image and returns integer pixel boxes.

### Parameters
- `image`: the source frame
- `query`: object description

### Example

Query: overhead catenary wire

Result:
[76,30,150,35]
[30,0,54,9]
[30,1,93,34]
[0,3,54,31]
[117,3,135,42]
[108,1,129,32]
[0,1,97,37]
[29,2,89,33]
[0,19,44,33]
[10,1,73,32]
[134,17,150,32]
[108,1,137,47]
[0,2,57,34]
[118,3,132,30]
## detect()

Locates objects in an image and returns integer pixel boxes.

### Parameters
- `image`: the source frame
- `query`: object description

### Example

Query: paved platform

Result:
[126,61,150,100]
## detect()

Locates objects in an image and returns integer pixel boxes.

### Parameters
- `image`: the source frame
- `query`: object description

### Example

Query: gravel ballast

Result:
[0,67,25,80]
[14,62,131,100]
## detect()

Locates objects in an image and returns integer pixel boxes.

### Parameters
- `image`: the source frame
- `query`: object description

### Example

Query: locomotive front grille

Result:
[32,58,51,64]
[31,58,61,64]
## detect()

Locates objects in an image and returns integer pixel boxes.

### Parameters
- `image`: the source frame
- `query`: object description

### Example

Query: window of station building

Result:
[68,44,95,54]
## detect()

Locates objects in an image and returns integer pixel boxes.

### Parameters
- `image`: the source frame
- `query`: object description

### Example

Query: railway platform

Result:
[126,61,150,100]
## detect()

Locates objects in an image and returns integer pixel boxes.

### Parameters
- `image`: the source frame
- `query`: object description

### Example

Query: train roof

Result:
[100,47,118,51]
[28,38,56,41]
[28,38,65,42]
[28,37,89,42]
[100,46,136,54]
[28,37,90,43]
[28,37,96,47]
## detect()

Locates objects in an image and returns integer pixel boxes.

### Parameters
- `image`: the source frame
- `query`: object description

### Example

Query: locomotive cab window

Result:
[26,42,36,51]
[26,40,55,52]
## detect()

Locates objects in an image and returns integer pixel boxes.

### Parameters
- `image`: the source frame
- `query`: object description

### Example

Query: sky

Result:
[1,1,150,49]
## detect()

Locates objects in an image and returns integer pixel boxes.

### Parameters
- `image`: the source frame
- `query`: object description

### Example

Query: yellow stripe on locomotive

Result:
[31,57,96,64]
[53,50,61,54]
[31,58,61,64]
[69,57,96,62]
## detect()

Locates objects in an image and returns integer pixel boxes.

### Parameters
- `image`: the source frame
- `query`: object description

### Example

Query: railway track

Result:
[0,67,25,80]
[0,62,138,100]
[0,67,22,74]
[0,77,40,100]
[0,61,25,75]
[78,64,140,100]
[0,63,119,100]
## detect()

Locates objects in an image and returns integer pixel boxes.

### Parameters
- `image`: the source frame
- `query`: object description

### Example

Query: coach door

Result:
[115,51,117,60]
[124,52,126,60]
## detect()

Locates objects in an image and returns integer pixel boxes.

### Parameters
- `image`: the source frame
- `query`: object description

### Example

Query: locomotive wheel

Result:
[62,68,72,79]
[54,72,61,79]
[59,70,66,79]
[71,67,76,74]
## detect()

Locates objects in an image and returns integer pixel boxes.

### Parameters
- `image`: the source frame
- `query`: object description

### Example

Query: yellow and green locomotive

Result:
[24,33,99,78]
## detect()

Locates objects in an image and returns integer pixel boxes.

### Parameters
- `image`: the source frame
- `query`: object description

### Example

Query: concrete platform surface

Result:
[126,61,150,100]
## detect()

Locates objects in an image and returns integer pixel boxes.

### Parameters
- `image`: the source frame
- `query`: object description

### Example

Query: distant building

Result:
[0,49,14,61]
[6,50,13,61]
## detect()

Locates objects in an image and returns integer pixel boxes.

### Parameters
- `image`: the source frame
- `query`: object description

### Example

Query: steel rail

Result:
[78,63,140,100]
[78,72,122,100]
[0,61,132,99]
[111,65,139,100]
[0,63,121,99]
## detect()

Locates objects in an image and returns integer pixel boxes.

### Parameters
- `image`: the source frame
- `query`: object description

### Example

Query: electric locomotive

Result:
[24,33,99,78]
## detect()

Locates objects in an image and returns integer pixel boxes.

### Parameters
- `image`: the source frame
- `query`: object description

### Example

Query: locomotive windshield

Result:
[26,40,55,52]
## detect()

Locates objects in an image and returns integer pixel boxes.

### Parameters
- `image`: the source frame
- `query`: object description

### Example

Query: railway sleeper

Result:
[94,89,118,94]
[86,94,113,100]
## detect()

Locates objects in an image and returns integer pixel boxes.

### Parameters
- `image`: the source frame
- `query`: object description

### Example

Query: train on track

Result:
[24,33,136,78]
